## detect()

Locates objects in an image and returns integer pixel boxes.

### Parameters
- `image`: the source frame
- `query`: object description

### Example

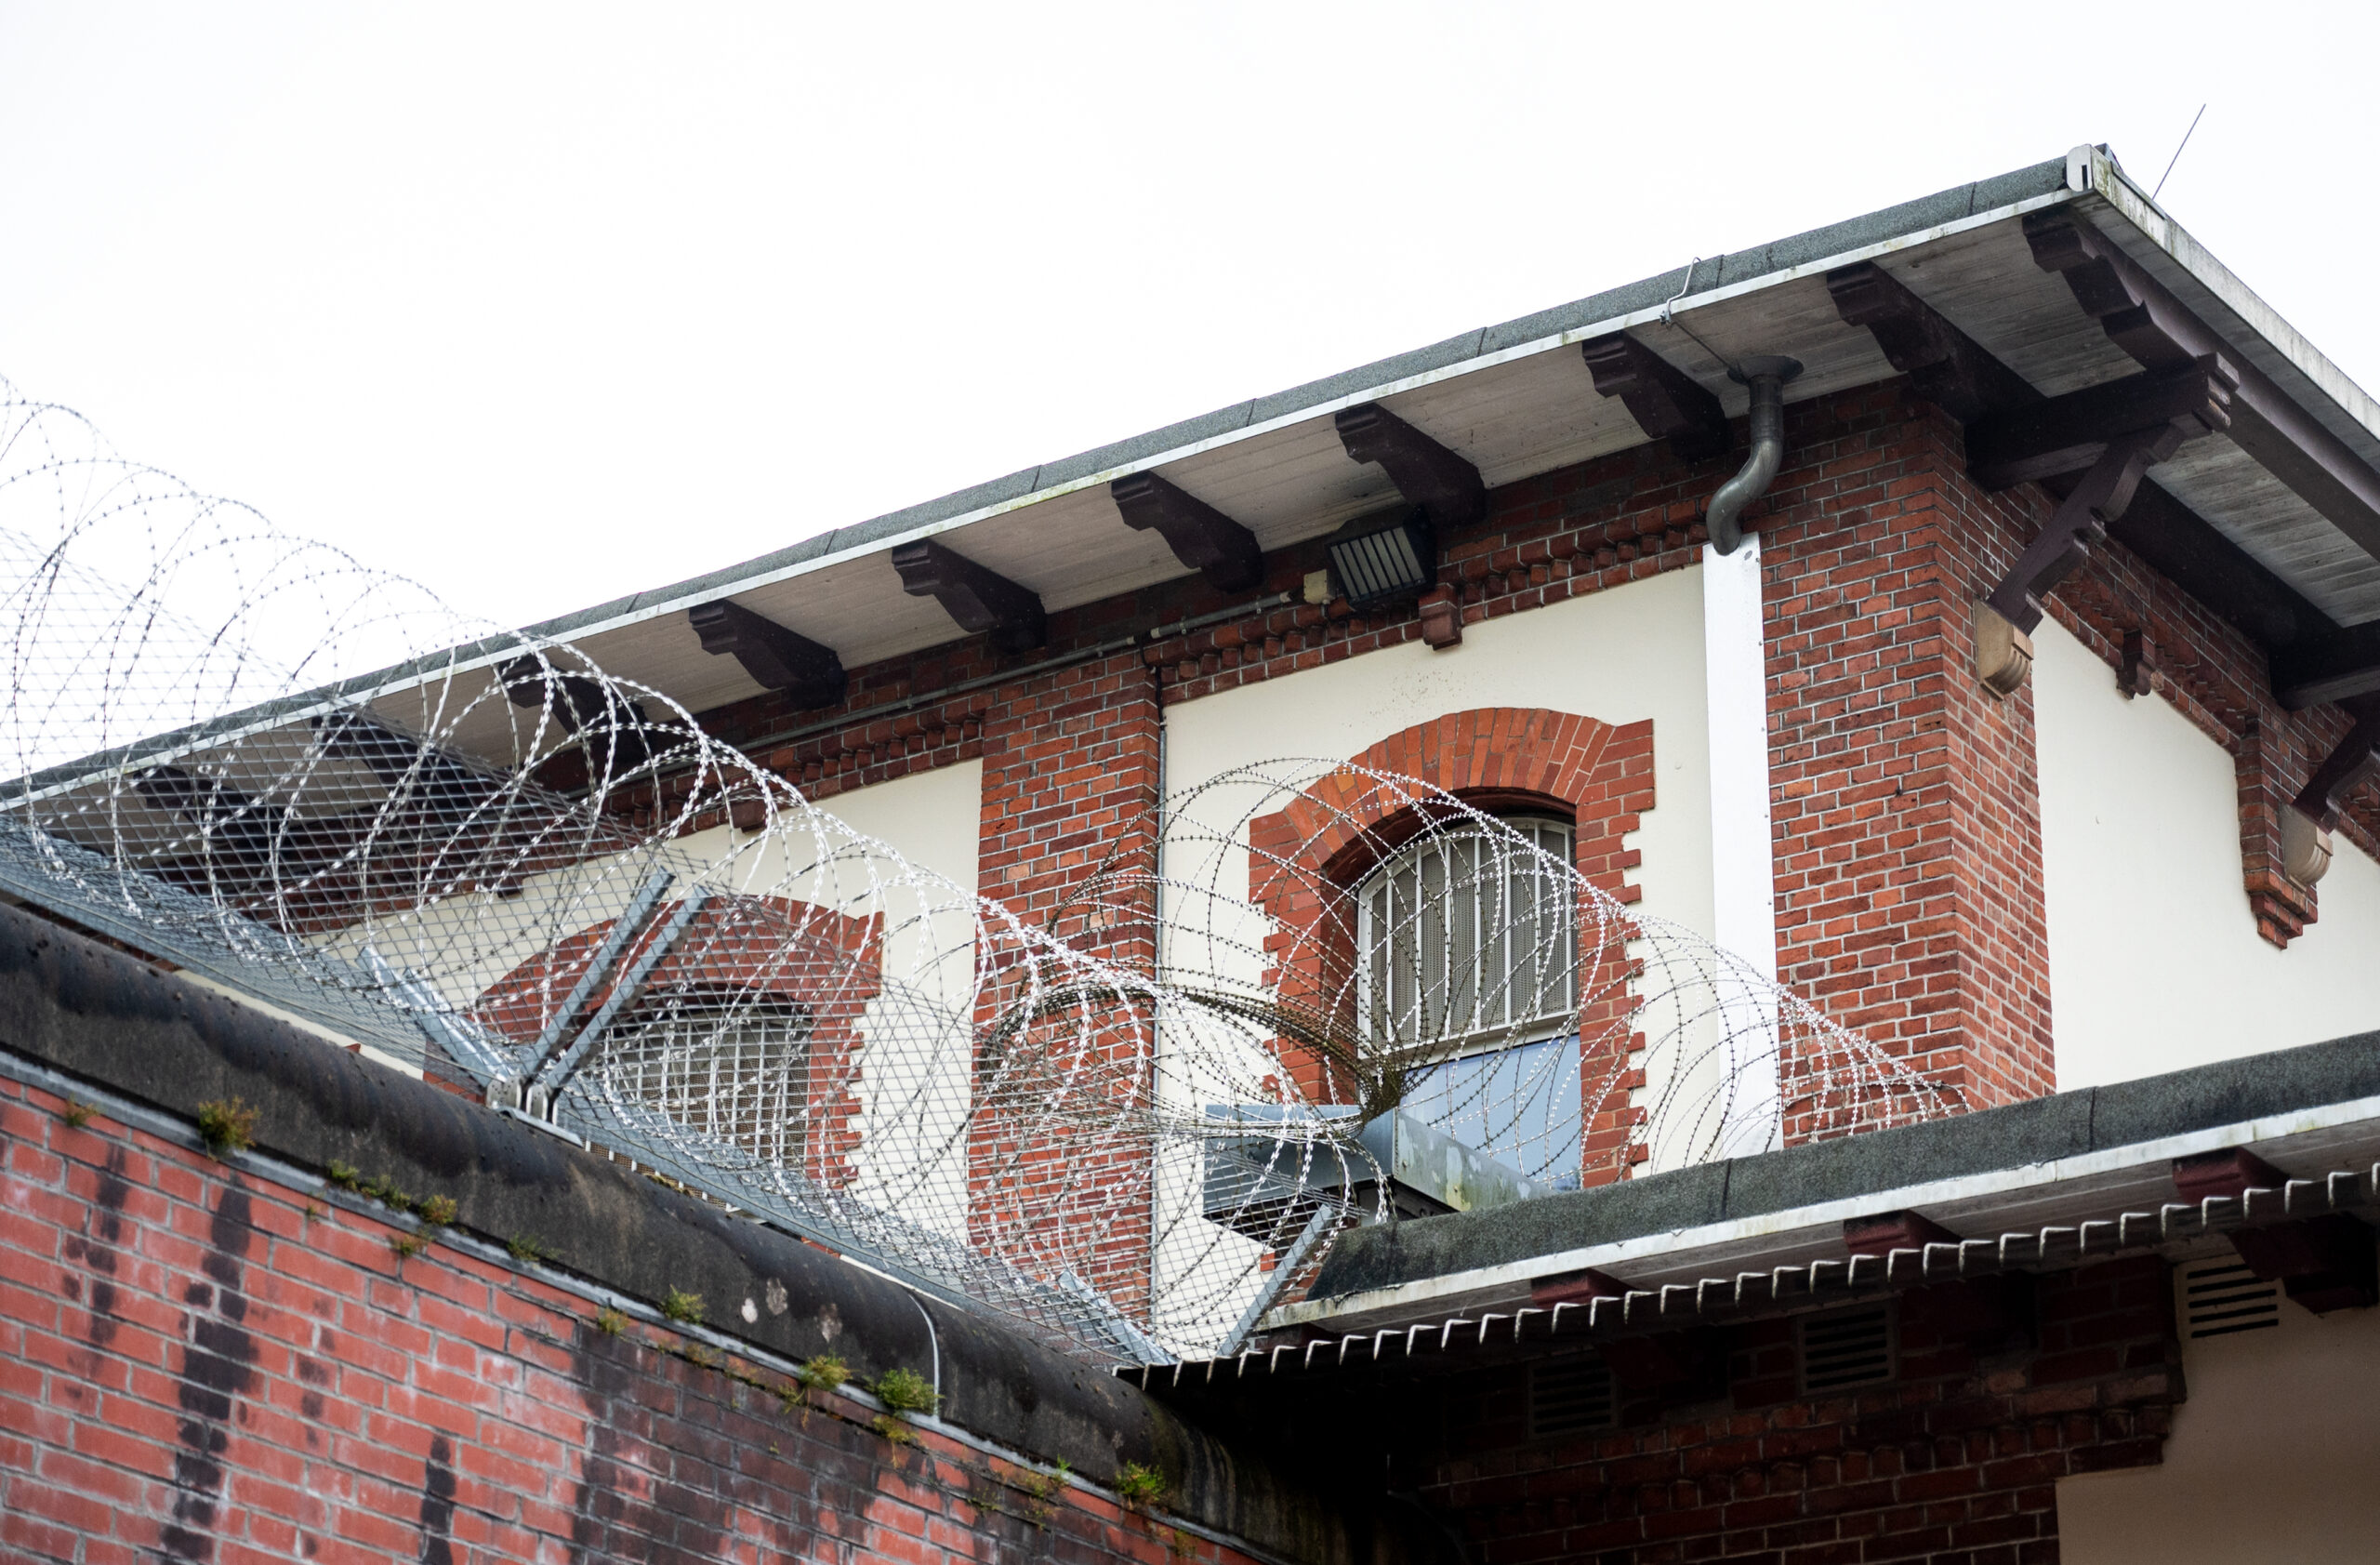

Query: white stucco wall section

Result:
[2057,1278,2380,1563]
[1702,538,1778,982]
[2034,619,2380,1090]
[805,760,985,902]
[1164,564,1715,953]
[1701,538,1781,1149]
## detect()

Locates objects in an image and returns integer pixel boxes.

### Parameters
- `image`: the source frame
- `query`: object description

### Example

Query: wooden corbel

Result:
[890,538,1047,653]
[498,657,658,774]
[1334,403,1487,533]
[2282,696,2380,886]
[1579,332,1732,461]
[1964,356,2234,492]
[688,600,847,710]
[1109,472,1264,593]
[1973,427,2182,697]
[1825,262,2038,424]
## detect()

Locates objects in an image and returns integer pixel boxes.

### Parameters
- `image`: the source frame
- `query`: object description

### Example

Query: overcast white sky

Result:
[4,2,2373,630]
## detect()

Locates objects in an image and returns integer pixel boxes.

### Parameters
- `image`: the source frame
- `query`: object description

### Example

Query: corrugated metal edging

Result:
[1300,1029,2380,1303]
[1124,1158,2380,1389]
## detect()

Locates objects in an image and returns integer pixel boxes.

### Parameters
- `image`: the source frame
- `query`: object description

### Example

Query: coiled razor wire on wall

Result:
[0,379,1950,1364]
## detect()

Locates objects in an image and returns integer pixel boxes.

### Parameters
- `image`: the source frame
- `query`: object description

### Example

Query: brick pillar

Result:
[1763,387,2056,1123]
[969,649,1163,1320]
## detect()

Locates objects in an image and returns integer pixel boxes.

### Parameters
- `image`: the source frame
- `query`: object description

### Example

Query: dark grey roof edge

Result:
[1309,1026,2380,1300]
[510,154,2076,644]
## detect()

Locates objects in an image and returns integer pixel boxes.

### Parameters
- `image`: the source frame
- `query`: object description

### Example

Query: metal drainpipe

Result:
[1704,356,1804,555]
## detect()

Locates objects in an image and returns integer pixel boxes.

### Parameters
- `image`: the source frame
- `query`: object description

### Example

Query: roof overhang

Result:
[491,143,2380,732]
[22,146,2380,802]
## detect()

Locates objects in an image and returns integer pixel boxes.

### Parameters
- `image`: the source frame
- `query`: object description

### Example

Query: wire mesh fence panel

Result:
[0,379,1952,1363]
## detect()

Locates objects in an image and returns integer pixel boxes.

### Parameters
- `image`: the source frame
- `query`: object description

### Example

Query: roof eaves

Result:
[509,154,2079,650]
[2077,144,2380,464]
[5,156,2089,804]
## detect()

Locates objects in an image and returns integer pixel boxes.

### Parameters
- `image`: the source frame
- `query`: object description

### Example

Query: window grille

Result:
[1798,1304,1895,1392]
[606,988,814,1166]
[1355,816,1580,1180]
[2178,1259,2280,1339]
[1358,816,1576,1050]
[1527,1356,1617,1439]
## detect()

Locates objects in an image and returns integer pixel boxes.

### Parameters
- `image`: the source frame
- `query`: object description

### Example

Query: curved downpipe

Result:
[1703,354,1804,555]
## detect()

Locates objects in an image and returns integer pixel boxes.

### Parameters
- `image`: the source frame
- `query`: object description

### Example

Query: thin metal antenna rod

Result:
[2155,104,2207,201]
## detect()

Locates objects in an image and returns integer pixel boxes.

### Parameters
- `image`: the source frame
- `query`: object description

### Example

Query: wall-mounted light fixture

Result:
[1324,505,1435,611]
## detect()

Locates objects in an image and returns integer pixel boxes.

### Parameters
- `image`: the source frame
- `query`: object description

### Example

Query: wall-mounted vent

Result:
[1527,1356,1616,1439]
[2180,1259,2280,1338]
[1799,1304,1895,1393]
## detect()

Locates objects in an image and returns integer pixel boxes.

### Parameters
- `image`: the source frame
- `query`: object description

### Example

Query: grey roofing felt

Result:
[511,157,2075,647]
[1307,1027,2380,1300]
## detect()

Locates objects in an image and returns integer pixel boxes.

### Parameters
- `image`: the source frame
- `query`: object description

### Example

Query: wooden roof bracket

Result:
[2272,621,2380,710]
[1579,332,1733,462]
[1971,418,2202,699]
[890,537,1048,653]
[2279,696,2380,885]
[1825,263,2038,424]
[1333,402,1487,534]
[688,600,847,710]
[2026,208,2380,568]
[1109,472,1264,593]
[1824,258,2380,717]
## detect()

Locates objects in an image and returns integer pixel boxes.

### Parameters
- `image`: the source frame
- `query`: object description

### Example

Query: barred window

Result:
[1357,816,1580,1182]
[607,988,814,1168]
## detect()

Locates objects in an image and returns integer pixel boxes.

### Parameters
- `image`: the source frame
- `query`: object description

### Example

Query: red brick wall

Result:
[0,1073,1256,1565]
[1413,1256,2177,1564]
[966,648,1165,1316]
[1755,387,2060,1115]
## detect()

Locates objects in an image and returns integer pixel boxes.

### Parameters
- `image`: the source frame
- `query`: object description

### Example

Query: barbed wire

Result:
[0,378,1952,1362]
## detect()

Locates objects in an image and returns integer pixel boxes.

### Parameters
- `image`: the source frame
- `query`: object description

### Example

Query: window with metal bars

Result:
[1355,816,1580,1182]
[605,988,814,1167]
[1797,1303,1896,1393]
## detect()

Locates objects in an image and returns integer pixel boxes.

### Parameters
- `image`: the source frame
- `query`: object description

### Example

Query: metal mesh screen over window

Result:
[1359,816,1580,1180]
[1361,817,1577,1049]
[604,990,813,1168]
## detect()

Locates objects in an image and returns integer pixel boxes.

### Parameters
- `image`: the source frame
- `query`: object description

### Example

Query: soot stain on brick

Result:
[159,1178,259,1563]
[561,1321,795,1565]
[418,1433,458,1565]
[59,1144,131,1365]
[297,1353,329,1435]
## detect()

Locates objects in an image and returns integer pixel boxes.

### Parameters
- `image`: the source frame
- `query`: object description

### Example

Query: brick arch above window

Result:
[1249,708,1656,904]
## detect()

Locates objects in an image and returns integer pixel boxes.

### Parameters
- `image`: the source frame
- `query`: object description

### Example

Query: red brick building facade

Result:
[7,146,2380,1565]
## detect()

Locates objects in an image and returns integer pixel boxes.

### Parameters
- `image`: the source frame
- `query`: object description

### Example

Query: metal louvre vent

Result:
[1527,1356,1616,1439]
[2181,1260,2280,1338]
[1324,507,1435,609]
[1799,1304,1895,1392]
